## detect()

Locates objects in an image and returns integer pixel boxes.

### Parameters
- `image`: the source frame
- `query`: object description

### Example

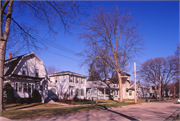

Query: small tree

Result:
[3,83,15,104]
[32,89,42,103]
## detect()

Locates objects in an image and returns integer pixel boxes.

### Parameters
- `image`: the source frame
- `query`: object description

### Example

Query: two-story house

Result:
[87,72,131,100]
[48,71,87,99]
[4,52,48,103]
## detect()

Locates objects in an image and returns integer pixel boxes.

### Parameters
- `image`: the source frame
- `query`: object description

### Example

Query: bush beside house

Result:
[3,83,15,104]
[32,89,42,103]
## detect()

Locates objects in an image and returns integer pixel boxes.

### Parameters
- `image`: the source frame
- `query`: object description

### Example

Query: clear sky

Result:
[5,1,179,81]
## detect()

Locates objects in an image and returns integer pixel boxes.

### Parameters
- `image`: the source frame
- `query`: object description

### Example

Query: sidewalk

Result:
[0,116,11,121]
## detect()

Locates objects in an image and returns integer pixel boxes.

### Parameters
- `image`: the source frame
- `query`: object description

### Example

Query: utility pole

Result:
[134,62,137,103]
[159,76,161,101]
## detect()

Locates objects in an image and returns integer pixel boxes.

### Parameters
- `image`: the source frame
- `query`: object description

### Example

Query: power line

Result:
[28,43,81,62]
[14,28,85,58]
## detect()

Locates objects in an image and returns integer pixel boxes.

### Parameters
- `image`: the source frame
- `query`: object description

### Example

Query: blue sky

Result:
[5,1,179,80]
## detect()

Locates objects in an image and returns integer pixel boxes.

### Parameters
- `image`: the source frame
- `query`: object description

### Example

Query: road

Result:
[26,99,179,121]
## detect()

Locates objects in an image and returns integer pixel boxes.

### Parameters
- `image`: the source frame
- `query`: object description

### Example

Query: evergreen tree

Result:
[3,83,15,104]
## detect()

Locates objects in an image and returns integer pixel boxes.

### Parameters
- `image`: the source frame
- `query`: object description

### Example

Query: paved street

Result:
[25,99,179,121]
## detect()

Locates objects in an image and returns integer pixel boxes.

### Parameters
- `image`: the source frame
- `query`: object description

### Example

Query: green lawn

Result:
[4,103,63,110]
[1,102,129,120]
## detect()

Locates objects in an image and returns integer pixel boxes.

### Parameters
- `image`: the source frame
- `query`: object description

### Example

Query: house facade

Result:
[128,82,150,99]
[4,52,48,103]
[86,81,112,100]
[48,71,87,99]
[86,72,132,100]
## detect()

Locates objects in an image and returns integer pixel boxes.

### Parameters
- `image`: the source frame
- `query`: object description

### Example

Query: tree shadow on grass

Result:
[97,104,139,121]
[7,103,42,111]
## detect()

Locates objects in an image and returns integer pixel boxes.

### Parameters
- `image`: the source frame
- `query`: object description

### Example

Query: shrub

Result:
[32,89,42,103]
[3,83,15,104]
[73,94,79,102]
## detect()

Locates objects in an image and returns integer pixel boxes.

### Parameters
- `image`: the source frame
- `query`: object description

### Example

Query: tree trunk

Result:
[117,72,123,102]
[0,0,14,112]
[154,80,158,100]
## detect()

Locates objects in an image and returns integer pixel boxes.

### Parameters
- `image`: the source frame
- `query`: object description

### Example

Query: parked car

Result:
[178,98,180,104]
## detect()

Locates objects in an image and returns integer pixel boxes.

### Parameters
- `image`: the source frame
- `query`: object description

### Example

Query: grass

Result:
[3,103,62,110]
[1,102,129,120]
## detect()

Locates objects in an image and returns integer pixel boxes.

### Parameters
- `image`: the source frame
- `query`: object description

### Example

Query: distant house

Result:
[4,52,48,103]
[48,71,87,99]
[148,85,172,98]
[86,80,112,100]
[107,72,132,100]
[128,82,150,99]
[87,72,132,100]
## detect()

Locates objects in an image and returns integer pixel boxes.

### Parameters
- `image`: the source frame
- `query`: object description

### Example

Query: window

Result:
[69,76,73,83]
[55,77,57,83]
[81,78,84,84]
[19,83,22,92]
[129,91,132,96]
[81,89,84,96]
[32,85,34,91]
[16,83,18,92]
[24,83,27,92]
[22,66,26,75]
[106,89,109,94]
[28,84,31,93]
[76,89,79,96]
[76,77,78,83]
[40,85,43,91]
[36,82,40,89]
[69,86,74,95]
[36,69,39,77]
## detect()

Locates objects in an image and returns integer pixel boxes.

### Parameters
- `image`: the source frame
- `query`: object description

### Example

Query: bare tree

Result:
[138,56,178,99]
[79,6,143,102]
[0,1,88,112]
[46,65,60,74]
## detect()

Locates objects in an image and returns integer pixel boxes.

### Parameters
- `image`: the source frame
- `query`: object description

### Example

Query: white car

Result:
[178,98,180,103]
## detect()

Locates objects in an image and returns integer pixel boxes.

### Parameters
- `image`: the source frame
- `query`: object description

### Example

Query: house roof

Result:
[48,71,87,78]
[4,52,42,77]
[128,81,148,90]
[4,56,23,76]
[10,74,44,81]
[86,80,109,89]
[110,77,130,84]
[121,72,131,76]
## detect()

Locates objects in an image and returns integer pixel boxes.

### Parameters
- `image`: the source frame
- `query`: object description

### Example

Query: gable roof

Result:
[128,81,148,90]
[121,72,131,76]
[4,52,41,77]
[86,80,109,89]
[48,71,87,78]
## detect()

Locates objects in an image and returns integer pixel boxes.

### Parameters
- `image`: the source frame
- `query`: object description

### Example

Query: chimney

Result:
[9,52,12,59]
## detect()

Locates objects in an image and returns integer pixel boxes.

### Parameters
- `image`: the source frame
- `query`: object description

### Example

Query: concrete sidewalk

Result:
[0,116,11,121]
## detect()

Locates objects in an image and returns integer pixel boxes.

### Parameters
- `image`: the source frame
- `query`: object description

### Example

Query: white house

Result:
[86,81,111,100]
[86,72,132,100]
[4,52,48,103]
[48,71,87,100]
[128,81,150,99]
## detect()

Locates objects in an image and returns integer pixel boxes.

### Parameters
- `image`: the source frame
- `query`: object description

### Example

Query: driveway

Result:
[25,99,179,121]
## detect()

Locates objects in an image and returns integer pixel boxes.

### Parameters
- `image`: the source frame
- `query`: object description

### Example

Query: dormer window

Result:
[36,69,39,77]
[22,66,26,76]
[55,77,57,83]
